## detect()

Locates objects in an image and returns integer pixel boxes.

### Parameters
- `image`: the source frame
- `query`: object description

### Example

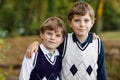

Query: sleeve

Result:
[97,39,107,80]
[19,53,36,80]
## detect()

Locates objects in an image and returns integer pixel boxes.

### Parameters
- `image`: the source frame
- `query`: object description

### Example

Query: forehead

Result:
[46,27,63,33]
[72,13,91,20]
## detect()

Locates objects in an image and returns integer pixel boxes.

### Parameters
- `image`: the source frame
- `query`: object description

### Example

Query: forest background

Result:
[0,0,120,80]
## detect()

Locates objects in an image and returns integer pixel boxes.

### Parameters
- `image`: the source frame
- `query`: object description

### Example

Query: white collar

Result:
[40,44,59,56]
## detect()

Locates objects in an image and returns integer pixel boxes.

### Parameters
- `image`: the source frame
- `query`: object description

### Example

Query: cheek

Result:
[57,38,63,44]
[41,35,48,40]
[90,23,93,28]
[60,38,63,43]
[70,23,77,29]
[87,22,93,28]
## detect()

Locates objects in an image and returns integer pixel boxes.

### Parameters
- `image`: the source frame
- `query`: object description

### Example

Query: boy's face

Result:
[40,29,63,52]
[69,13,94,37]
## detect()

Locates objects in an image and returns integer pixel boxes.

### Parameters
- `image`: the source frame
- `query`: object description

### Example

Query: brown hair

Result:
[40,17,67,38]
[68,1,95,22]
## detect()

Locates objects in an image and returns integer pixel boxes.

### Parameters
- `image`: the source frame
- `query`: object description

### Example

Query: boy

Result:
[26,1,106,80]
[19,17,67,80]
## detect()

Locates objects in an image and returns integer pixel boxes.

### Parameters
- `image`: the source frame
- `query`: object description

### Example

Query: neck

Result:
[48,49,55,54]
[44,47,55,54]
[41,43,55,54]
[75,34,88,43]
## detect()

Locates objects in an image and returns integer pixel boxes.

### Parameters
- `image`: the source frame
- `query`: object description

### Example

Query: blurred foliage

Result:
[0,38,10,80]
[0,70,7,80]
[103,0,120,31]
[0,0,120,37]
[0,38,10,62]
[0,73,6,80]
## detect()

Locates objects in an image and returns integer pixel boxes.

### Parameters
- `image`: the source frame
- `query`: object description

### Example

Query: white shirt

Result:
[19,44,59,80]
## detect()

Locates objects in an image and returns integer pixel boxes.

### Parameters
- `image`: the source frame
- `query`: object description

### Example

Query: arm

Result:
[26,41,39,58]
[97,40,106,80]
[19,53,36,80]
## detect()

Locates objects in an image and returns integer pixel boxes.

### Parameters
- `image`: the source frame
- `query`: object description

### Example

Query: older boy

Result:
[25,1,106,80]
[19,17,67,80]
[59,1,106,80]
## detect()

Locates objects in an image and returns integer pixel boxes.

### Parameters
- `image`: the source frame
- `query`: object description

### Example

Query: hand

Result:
[26,41,39,58]
[93,33,99,39]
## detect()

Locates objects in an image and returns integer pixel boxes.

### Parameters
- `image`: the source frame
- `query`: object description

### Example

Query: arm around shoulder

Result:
[26,41,39,58]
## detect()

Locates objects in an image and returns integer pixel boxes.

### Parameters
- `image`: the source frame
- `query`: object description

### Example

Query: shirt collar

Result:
[40,44,59,56]
[72,32,93,43]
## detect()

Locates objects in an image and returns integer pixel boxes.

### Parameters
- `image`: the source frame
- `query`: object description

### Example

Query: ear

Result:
[90,19,94,28]
[91,18,95,26]
[40,32,43,39]
[68,19,72,28]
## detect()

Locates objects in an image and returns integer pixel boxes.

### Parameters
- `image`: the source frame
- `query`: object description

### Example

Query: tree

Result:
[95,0,104,33]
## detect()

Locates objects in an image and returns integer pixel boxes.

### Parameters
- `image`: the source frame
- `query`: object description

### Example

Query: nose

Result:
[80,21,84,27]
[51,34,56,39]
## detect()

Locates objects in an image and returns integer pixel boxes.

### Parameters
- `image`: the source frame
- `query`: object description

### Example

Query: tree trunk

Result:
[95,0,104,33]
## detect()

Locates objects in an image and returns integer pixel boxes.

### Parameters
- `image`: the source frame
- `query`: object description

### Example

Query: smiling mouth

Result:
[49,41,56,44]
[79,29,85,31]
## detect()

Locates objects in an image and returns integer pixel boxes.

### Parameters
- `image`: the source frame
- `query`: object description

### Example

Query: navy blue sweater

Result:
[29,47,62,80]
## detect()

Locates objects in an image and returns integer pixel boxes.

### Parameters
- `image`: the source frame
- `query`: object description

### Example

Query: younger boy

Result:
[26,1,106,80]
[19,17,67,80]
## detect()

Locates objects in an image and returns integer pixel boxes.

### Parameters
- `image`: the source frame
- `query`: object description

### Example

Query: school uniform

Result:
[19,44,62,80]
[58,32,106,80]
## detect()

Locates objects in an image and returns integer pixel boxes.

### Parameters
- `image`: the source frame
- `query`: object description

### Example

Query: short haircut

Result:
[68,1,95,22]
[40,17,67,38]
